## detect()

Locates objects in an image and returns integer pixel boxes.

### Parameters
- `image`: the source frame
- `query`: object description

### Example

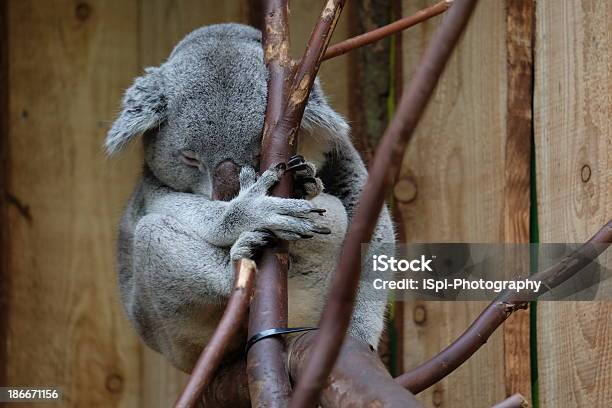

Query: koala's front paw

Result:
[287,155,324,199]
[230,229,273,261]
[233,165,330,242]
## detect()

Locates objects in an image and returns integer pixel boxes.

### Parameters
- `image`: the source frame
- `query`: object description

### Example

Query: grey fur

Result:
[107,23,394,373]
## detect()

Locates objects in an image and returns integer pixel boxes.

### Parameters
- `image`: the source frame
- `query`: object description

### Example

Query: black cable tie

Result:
[246,327,318,353]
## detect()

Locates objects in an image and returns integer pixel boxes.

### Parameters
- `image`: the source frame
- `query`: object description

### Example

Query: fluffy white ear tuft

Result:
[105,67,167,156]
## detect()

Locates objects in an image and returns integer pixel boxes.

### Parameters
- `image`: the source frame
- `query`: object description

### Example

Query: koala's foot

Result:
[287,155,324,199]
[233,165,330,243]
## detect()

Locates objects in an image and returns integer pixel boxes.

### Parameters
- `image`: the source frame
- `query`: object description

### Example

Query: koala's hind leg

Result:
[130,213,241,371]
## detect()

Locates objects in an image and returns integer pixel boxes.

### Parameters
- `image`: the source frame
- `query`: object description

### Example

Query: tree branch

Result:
[323,0,453,61]
[491,393,529,408]
[273,0,347,142]
[200,332,426,408]
[247,2,295,407]
[173,260,256,408]
[395,220,612,393]
[288,332,426,408]
[248,1,346,407]
[201,358,250,408]
[289,1,479,407]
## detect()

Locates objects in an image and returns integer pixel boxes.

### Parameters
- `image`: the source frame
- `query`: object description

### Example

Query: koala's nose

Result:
[212,159,241,201]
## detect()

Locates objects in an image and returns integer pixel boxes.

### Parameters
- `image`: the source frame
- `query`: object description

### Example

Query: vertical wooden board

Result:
[534,0,612,407]
[6,1,143,406]
[0,0,9,388]
[502,0,534,401]
[136,2,248,406]
[398,1,508,407]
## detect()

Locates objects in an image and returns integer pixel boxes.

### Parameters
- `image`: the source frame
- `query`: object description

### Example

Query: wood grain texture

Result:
[6,1,142,406]
[398,0,508,406]
[502,0,534,402]
[534,0,612,407]
[344,0,394,371]
[3,2,351,407]
[346,0,392,164]
[0,0,9,387]
[139,0,248,68]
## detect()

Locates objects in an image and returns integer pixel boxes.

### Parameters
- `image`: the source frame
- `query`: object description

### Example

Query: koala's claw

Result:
[311,226,331,235]
[288,155,305,167]
[286,162,310,173]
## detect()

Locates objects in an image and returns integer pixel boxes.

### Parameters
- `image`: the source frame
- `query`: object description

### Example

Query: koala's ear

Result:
[105,67,167,156]
[301,79,349,147]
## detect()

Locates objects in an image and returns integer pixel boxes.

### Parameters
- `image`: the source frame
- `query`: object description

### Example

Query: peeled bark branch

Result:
[173,260,256,408]
[247,2,294,407]
[491,393,529,408]
[200,332,427,408]
[323,0,453,61]
[395,220,612,393]
[248,1,346,407]
[272,0,347,146]
[288,332,426,408]
[201,358,250,408]
[289,1,478,407]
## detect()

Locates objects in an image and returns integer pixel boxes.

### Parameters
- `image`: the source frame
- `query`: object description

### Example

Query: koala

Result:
[106,23,395,373]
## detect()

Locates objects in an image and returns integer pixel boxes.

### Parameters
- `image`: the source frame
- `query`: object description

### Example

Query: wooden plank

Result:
[0,0,9,387]
[398,0,508,406]
[502,0,534,402]
[346,0,392,164]
[139,0,248,68]
[6,1,142,406]
[344,0,395,370]
[534,0,612,406]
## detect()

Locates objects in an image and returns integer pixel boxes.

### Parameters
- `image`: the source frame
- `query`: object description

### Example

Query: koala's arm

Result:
[320,139,394,241]
[143,165,329,254]
[319,139,395,347]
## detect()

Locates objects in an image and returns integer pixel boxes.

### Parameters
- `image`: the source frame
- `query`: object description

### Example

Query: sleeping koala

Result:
[106,23,394,373]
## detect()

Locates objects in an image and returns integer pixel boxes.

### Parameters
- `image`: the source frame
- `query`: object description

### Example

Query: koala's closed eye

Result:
[180,150,200,168]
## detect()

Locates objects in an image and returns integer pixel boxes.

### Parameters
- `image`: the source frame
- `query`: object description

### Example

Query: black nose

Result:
[212,159,241,201]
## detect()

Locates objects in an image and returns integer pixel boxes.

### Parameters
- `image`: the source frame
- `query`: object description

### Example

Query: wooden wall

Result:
[397,1,512,406]
[0,1,348,407]
[397,0,611,407]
